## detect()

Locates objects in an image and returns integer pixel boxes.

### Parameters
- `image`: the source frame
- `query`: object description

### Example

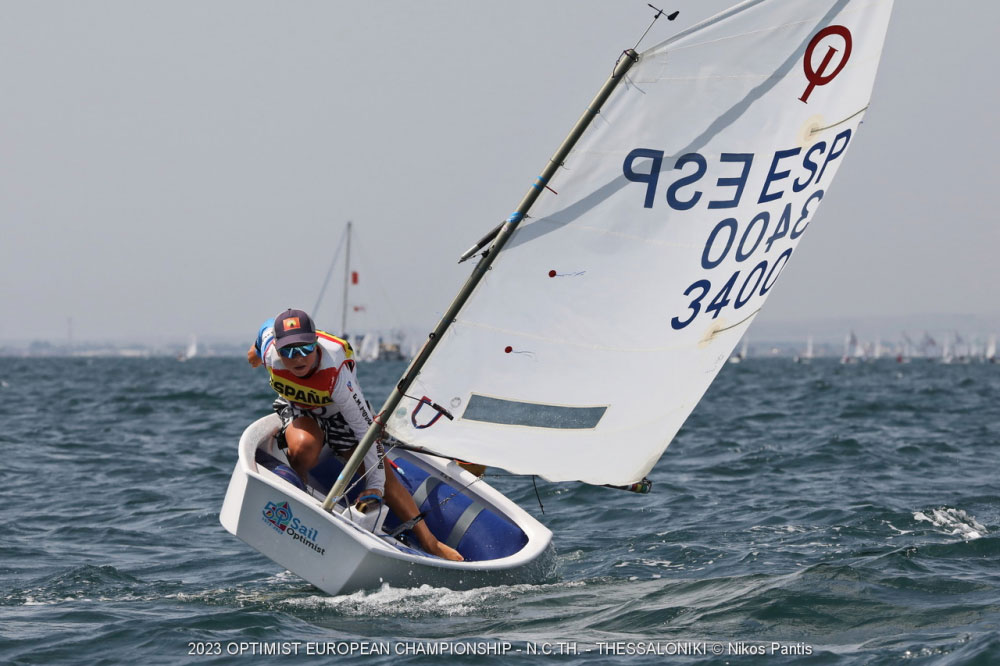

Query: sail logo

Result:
[262,501,326,556]
[800,25,852,103]
[263,500,293,531]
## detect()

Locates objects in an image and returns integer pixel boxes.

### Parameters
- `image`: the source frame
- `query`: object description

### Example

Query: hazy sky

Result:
[1,0,997,345]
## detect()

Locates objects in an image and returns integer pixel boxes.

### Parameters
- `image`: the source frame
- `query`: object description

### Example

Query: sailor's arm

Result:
[248,318,276,368]
[331,363,386,495]
[247,345,263,368]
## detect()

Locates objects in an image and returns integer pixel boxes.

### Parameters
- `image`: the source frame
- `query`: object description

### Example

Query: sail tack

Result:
[386,0,894,485]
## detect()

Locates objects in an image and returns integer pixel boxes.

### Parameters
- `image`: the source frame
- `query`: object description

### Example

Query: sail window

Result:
[462,394,606,429]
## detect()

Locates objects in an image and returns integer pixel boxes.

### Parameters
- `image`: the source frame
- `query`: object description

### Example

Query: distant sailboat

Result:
[986,335,996,363]
[941,336,953,364]
[314,221,403,359]
[314,221,357,340]
[954,332,970,364]
[917,332,936,360]
[794,336,813,364]
[728,336,748,364]
[357,332,381,362]
[177,335,198,362]
[841,331,857,364]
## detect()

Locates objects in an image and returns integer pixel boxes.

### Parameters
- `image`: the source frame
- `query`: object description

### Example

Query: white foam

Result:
[913,507,987,540]
[284,581,584,617]
[884,521,913,535]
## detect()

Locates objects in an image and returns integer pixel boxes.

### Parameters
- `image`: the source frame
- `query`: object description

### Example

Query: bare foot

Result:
[431,542,464,561]
[411,522,465,561]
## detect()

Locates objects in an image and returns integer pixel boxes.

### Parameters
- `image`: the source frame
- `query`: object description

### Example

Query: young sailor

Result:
[247,308,463,561]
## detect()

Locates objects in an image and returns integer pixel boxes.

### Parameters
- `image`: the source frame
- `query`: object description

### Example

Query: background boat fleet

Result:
[729,332,998,364]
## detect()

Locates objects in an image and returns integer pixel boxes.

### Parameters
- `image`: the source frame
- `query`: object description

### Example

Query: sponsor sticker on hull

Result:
[262,500,326,556]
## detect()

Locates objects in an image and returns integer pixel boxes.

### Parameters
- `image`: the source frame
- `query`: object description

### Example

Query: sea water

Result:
[1,357,998,664]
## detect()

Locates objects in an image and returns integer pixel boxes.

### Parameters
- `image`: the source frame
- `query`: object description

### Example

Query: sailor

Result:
[247,308,463,562]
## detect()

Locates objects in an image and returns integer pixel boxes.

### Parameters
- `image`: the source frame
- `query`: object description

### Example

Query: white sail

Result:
[941,336,953,364]
[386,0,894,485]
[178,335,198,361]
[842,331,858,363]
[358,333,380,362]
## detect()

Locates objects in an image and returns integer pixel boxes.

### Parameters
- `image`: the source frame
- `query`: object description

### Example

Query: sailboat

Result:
[221,0,895,595]
[986,335,997,364]
[177,335,198,362]
[941,335,954,364]
[728,336,749,364]
[794,335,813,364]
[315,222,406,361]
[314,221,358,342]
[841,331,858,364]
[357,332,381,362]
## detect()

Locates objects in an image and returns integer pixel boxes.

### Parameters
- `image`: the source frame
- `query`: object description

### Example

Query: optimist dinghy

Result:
[220,415,554,595]
[222,0,894,595]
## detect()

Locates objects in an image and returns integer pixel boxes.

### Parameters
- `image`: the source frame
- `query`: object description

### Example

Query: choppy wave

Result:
[913,507,988,540]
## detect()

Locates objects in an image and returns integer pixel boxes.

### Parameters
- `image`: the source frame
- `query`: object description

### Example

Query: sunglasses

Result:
[279,342,317,358]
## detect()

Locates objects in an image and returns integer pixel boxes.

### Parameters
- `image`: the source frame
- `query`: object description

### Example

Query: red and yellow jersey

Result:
[260,329,374,442]
[264,331,353,408]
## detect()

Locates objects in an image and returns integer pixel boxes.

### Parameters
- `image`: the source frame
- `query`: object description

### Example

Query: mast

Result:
[341,220,352,336]
[323,49,640,510]
[312,223,350,322]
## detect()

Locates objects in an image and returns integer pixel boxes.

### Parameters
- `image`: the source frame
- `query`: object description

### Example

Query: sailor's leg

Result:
[382,465,464,562]
[283,416,324,483]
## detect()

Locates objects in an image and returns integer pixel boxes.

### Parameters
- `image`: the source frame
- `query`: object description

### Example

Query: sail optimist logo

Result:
[261,500,326,556]
[283,317,301,331]
[263,500,292,531]
[800,25,853,103]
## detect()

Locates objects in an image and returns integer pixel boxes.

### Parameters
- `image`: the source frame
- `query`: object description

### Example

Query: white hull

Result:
[220,415,554,595]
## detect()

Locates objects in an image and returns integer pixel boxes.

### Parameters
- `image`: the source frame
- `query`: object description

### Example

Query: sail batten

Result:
[385,0,894,486]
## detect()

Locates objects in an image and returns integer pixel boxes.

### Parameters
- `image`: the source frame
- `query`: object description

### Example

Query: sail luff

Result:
[321,48,640,508]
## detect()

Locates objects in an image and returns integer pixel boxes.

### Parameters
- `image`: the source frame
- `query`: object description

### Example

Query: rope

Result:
[810,106,869,134]
[384,471,485,540]
[332,439,397,506]
[532,475,545,515]
[435,472,485,510]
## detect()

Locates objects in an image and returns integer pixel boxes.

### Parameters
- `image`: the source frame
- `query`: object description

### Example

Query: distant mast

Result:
[312,221,354,335]
[341,221,352,336]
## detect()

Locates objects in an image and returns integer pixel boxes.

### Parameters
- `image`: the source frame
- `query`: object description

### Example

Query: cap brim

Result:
[276,332,318,348]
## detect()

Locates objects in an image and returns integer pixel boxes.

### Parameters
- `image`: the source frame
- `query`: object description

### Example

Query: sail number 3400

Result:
[671,189,822,330]
[621,129,852,330]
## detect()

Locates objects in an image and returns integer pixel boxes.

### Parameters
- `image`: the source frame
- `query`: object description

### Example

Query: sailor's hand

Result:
[354,491,383,514]
[247,345,263,368]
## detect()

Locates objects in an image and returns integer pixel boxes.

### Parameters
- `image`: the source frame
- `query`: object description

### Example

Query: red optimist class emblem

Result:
[799,25,853,103]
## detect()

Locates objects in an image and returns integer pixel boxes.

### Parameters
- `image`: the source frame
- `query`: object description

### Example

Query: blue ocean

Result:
[1,356,997,664]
